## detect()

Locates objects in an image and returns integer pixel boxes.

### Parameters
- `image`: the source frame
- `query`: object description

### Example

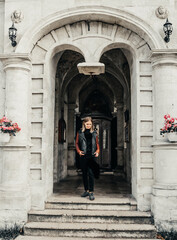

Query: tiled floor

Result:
[53,174,131,197]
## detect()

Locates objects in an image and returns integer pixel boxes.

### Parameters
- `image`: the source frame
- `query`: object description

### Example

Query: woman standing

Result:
[75,117,100,200]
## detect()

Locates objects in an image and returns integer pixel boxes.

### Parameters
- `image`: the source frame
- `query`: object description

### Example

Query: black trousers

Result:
[80,156,94,192]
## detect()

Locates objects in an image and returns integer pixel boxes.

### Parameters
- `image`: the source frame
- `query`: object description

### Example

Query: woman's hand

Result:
[79,151,85,156]
[94,152,99,157]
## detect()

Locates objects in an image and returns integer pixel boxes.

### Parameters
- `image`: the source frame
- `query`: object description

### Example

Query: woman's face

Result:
[85,120,92,129]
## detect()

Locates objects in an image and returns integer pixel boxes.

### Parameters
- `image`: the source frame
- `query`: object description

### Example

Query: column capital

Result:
[151,49,177,68]
[0,53,31,72]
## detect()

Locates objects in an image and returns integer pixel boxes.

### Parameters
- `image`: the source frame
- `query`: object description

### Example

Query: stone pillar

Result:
[67,103,77,168]
[151,50,177,231]
[152,50,177,141]
[0,61,5,116]
[116,103,124,168]
[0,54,31,227]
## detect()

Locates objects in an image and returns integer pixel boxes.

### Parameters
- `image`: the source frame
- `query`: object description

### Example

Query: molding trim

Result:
[151,50,177,68]
[0,53,31,71]
[152,141,177,149]
[0,53,31,60]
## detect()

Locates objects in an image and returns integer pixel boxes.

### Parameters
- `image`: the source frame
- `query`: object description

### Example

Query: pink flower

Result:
[164,114,170,119]
[2,116,11,123]
[171,118,175,123]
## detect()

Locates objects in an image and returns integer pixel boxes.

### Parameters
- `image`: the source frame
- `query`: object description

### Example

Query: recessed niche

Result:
[30,153,41,165]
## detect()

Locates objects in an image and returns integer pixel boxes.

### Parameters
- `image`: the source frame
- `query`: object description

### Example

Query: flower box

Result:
[160,114,177,142]
[0,116,21,136]
[0,133,11,143]
[166,132,177,142]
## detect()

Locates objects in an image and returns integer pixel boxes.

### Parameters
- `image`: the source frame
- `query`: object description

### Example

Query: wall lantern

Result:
[9,23,17,47]
[163,18,173,43]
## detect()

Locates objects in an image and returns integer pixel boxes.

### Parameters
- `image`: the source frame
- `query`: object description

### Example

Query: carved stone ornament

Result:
[11,10,24,23]
[155,6,168,19]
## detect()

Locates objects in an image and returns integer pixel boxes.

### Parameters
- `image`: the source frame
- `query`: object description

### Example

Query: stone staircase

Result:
[16,195,157,239]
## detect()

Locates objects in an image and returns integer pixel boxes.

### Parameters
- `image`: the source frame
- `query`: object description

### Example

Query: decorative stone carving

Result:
[11,10,24,23]
[155,6,168,19]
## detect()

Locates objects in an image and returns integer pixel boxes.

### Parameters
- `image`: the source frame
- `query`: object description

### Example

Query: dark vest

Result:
[78,129,97,155]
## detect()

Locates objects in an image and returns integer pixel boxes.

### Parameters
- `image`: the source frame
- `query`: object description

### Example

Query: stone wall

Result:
[1,0,176,52]
[0,0,177,232]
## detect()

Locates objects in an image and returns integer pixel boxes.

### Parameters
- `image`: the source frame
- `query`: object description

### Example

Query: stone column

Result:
[67,103,77,168]
[152,50,177,141]
[0,54,31,227]
[151,50,177,231]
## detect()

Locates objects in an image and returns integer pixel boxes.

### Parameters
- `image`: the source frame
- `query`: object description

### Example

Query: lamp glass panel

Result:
[12,29,16,35]
[9,29,13,36]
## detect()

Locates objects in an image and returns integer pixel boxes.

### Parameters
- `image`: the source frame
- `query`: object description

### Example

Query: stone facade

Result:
[0,0,177,232]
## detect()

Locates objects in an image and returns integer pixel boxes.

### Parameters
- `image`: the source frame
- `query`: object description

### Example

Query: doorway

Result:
[76,86,116,170]
[54,48,131,189]
[94,118,111,169]
[25,10,158,210]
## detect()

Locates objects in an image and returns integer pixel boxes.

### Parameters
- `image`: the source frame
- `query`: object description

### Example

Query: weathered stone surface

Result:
[0,0,177,233]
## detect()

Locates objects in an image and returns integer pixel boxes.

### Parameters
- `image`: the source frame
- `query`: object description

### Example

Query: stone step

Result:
[16,236,157,240]
[28,209,152,224]
[45,196,137,211]
[24,222,156,238]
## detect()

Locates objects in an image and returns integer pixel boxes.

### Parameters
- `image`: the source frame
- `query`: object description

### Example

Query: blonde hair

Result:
[82,117,94,133]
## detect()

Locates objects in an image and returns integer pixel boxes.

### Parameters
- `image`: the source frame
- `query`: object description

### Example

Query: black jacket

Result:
[75,129,100,156]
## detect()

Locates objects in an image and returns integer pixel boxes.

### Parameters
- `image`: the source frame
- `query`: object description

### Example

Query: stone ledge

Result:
[0,144,30,149]
[16,237,156,240]
[152,141,177,148]
[153,184,177,191]
[0,53,31,60]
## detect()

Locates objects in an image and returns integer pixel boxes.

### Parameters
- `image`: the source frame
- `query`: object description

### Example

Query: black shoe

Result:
[81,191,89,197]
[89,192,95,200]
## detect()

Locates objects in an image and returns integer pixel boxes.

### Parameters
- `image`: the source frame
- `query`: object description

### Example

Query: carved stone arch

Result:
[95,34,151,62]
[29,19,152,111]
[16,6,165,54]
[101,59,130,95]
[57,55,84,84]
[68,74,120,108]
[79,79,115,114]
[26,6,160,211]
[61,60,128,103]
[30,21,153,65]
[31,42,85,64]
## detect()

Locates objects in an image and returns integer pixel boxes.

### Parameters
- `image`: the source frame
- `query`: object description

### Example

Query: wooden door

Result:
[93,119,111,169]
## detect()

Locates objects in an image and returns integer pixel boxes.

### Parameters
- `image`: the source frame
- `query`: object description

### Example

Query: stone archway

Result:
[12,6,166,211]
[16,6,165,54]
